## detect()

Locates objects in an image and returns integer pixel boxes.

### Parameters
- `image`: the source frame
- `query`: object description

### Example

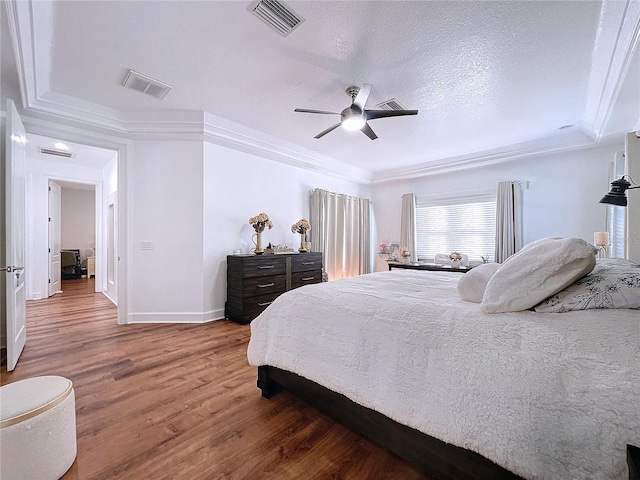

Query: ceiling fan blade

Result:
[365,109,419,120]
[361,122,378,140]
[295,108,340,115]
[353,84,372,110]
[314,123,342,139]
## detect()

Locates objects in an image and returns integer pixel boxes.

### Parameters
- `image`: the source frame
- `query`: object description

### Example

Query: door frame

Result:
[22,120,129,325]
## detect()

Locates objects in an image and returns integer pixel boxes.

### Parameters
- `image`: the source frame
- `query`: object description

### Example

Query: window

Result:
[607,153,626,258]
[416,188,496,261]
[607,205,625,258]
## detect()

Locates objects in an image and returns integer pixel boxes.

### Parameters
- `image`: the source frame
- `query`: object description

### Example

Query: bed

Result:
[247,248,640,479]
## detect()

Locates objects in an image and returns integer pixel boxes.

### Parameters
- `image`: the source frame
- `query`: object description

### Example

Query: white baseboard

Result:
[127,309,225,324]
[28,291,52,300]
[102,291,117,307]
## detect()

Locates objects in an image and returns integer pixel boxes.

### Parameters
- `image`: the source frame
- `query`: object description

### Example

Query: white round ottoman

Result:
[0,376,77,480]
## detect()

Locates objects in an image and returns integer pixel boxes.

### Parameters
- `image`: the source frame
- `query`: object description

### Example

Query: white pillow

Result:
[457,263,501,303]
[481,237,598,313]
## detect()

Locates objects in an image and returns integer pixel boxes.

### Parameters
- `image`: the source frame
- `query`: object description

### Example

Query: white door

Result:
[3,99,27,371]
[106,194,118,304]
[48,181,62,296]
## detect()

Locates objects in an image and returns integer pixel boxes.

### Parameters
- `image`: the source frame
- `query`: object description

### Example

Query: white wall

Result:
[19,117,624,322]
[371,143,623,271]
[202,141,371,319]
[127,140,206,322]
[61,188,95,264]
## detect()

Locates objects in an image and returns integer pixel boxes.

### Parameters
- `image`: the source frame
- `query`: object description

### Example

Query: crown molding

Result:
[202,114,372,184]
[371,131,606,184]
[583,0,640,141]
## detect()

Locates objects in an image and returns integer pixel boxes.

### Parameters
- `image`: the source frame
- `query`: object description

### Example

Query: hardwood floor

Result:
[1,279,428,479]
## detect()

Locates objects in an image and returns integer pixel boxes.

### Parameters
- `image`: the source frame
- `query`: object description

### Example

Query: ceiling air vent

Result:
[249,0,305,37]
[122,70,172,100]
[377,98,406,111]
[40,147,73,158]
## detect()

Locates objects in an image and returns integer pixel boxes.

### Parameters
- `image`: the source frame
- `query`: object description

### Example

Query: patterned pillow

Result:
[534,258,640,312]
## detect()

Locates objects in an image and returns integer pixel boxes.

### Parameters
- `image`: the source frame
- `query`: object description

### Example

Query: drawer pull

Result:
[301,276,315,281]
[302,262,315,265]
[257,265,275,269]
[258,283,275,288]
[258,301,274,307]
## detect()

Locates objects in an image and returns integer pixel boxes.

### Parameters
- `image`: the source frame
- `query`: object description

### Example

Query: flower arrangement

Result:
[400,247,411,258]
[379,243,388,252]
[291,218,311,234]
[249,213,273,233]
[449,252,463,261]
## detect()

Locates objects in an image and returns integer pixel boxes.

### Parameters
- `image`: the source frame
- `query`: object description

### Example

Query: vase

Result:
[450,259,460,268]
[253,231,264,255]
[299,232,307,252]
[403,257,410,264]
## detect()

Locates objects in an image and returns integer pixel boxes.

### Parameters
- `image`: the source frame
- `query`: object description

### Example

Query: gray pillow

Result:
[534,258,640,312]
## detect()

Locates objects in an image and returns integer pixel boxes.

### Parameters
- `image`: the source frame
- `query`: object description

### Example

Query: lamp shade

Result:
[599,177,632,206]
[594,231,609,247]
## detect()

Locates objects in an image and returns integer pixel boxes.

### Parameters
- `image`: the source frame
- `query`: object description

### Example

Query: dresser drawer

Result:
[241,257,287,278]
[242,275,286,298]
[291,253,323,272]
[243,292,282,319]
[291,270,322,289]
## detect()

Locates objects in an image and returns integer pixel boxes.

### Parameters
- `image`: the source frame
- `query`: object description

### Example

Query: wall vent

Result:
[249,0,305,37]
[40,147,73,158]
[377,98,405,111]
[122,70,172,99]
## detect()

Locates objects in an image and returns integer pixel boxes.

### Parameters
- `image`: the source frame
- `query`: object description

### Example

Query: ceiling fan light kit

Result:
[294,84,418,140]
[342,114,366,131]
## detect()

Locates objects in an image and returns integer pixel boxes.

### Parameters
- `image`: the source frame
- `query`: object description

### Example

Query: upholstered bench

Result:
[0,376,77,480]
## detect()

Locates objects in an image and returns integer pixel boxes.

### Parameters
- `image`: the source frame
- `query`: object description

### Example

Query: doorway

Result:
[24,133,119,311]
[50,180,96,293]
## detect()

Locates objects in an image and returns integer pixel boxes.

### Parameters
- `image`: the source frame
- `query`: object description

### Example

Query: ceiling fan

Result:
[294,84,418,140]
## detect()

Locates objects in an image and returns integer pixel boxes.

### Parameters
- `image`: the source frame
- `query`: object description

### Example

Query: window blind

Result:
[416,200,496,261]
[607,205,626,258]
[607,153,626,258]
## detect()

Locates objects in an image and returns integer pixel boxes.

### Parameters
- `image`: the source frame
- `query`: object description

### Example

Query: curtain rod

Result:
[310,188,370,201]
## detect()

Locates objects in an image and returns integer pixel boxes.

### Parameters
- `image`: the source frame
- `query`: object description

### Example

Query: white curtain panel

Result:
[359,197,372,274]
[495,181,523,263]
[310,188,372,280]
[400,193,417,262]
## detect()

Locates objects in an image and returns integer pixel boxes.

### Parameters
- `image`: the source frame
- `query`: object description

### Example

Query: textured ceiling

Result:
[3,1,639,181]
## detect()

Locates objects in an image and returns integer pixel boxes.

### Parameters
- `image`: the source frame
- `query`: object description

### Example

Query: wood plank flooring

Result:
[1,279,428,479]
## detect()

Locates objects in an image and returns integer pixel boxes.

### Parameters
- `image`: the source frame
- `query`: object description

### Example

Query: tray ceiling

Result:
[2,0,639,183]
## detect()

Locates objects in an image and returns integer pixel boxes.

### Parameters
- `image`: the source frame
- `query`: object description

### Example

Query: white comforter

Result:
[247,270,640,479]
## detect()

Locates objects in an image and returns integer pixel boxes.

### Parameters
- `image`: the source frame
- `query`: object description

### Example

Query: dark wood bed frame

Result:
[258,366,639,480]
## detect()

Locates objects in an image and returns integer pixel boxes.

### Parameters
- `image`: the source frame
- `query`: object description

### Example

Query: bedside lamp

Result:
[594,231,609,259]
[599,176,639,207]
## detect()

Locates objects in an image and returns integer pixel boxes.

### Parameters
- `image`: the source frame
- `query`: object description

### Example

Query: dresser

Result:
[226,252,323,324]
